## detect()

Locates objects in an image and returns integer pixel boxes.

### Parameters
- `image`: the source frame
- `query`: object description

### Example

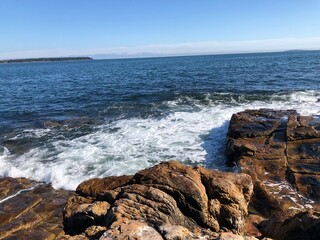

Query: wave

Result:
[0,90,320,190]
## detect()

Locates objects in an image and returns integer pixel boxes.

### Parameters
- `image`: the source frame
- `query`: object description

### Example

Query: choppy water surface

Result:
[1,51,320,189]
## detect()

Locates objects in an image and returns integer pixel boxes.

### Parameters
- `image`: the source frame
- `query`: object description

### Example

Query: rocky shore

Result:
[0,177,71,239]
[226,109,320,239]
[0,109,320,239]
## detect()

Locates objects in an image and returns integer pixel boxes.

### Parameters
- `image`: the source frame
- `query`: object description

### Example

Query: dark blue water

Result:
[0,51,320,189]
[1,51,319,131]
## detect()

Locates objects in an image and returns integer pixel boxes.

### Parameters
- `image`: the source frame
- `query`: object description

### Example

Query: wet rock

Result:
[0,177,35,200]
[227,109,296,139]
[0,177,71,239]
[260,211,320,240]
[226,109,320,238]
[227,109,320,210]
[3,137,39,155]
[276,211,320,240]
[43,120,63,128]
[287,115,320,141]
[63,160,253,239]
[43,117,101,129]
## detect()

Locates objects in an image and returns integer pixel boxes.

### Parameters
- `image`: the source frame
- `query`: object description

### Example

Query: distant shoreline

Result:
[1,49,319,63]
[91,49,320,61]
[0,57,93,64]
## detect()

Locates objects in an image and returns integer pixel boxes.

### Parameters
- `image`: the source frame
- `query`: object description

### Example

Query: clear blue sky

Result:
[1,0,320,59]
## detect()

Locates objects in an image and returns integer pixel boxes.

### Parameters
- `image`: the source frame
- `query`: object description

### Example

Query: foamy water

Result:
[1,90,319,190]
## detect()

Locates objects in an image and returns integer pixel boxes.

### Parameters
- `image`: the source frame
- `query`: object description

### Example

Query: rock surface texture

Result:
[62,160,254,239]
[0,177,71,240]
[226,109,320,239]
[2,108,320,239]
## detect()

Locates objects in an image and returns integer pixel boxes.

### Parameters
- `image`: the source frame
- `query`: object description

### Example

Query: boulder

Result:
[63,160,253,239]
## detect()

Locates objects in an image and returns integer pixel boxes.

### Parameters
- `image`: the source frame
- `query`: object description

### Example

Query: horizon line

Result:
[1,37,320,61]
[1,49,320,62]
[90,48,320,60]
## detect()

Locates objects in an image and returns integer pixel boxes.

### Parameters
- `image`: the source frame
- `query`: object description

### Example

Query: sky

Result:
[0,0,320,59]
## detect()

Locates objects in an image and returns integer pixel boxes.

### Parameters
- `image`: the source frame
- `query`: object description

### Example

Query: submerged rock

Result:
[63,160,253,239]
[43,117,101,129]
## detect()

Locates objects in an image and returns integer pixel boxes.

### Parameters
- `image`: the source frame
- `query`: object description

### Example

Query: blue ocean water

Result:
[0,51,320,189]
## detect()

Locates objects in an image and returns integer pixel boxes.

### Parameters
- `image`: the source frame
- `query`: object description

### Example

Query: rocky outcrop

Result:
[226,109,320,238]
[2,108,320,239]
[62,160,254,239]
[0,177,71,240]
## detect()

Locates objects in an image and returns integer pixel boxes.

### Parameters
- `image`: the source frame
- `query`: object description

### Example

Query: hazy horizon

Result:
[1,47,320,61]
[1,0,320,60]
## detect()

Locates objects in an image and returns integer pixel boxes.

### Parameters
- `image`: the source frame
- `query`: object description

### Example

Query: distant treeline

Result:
[0,57,93,64]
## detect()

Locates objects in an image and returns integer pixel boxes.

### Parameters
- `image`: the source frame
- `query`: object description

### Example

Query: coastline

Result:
[1,109,319,239]
[0,57,93,64]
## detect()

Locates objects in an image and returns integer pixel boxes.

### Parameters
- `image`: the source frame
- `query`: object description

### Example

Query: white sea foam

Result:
[0,184,41,204]
[0,90,320,190]
[8,129,52,140]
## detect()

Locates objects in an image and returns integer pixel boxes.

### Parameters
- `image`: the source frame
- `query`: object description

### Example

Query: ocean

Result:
[0,51,320,190]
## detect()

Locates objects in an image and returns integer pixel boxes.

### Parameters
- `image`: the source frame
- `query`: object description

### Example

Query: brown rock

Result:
[63,196,112,235]
[218,232,258,240]
[76,175,132,201]
[157,223,212,240]
[59,234,88,240]
[226,109,320,213]
[226,109,320,239]
[0,177,71,239]
[101,220,163,240]
[106,183,190,227]
[277,211,320,240]
[0,177,35,200]
[198,167,253,232]
[85,225,107,239]
[227,109,296,139]
[260,211,320,240]
[243,214,264,238]
[63,161,253,239]
[287,115,320,141]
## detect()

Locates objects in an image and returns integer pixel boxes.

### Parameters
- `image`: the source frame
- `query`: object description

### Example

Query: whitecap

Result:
[1,90,320,190]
